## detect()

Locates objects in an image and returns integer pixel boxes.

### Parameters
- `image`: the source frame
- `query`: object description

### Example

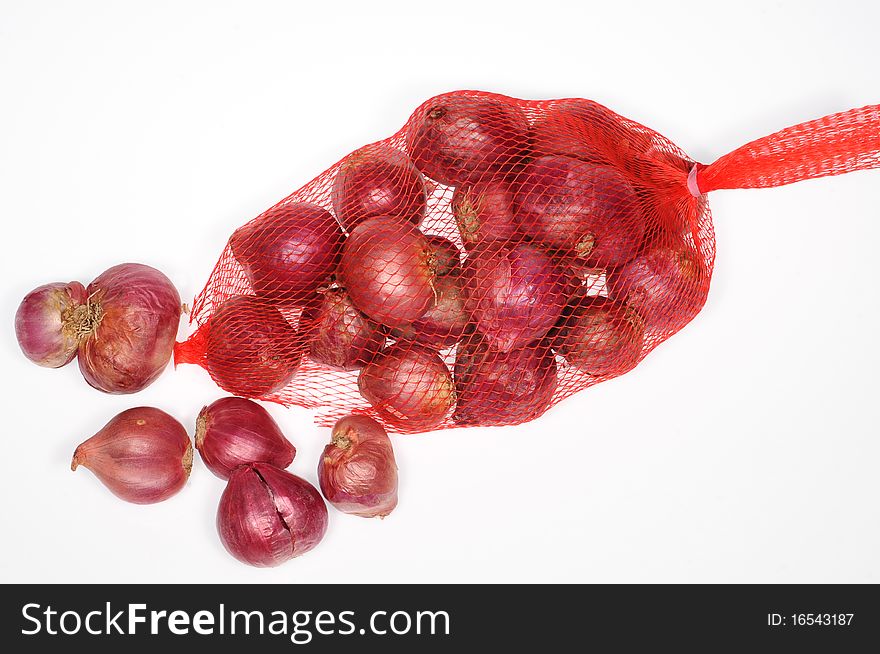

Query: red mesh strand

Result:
[174,91,878,433]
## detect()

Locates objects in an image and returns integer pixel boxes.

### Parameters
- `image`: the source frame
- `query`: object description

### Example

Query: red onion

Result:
[552,295,644,377]
[358,343,455,431]
[425,234,462,276]
[607,240,708,335]
[454,334,557,426]
[318,415,398,518]
[530,99,652,165]
[301,288,385,371]
[195,397,296,480]
[230,202,344,302]
[405,93,529,186]
[337,216,436,328]
[217,463,328,567]
[15,281,87,368]
[462,241,568,352]
[331,144,427,230]
[204,295,303,397]
[516,156,645,268]
[390,273,467,348]
[451,176,520,250]
[71,407,192,504]
[77,263,181,394]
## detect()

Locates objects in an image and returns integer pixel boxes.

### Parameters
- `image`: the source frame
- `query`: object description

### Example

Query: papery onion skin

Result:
[195,397,296,480]
[337,216,436,329]
[318,414,398,518]
[451,176,520,250]
[15,281,87,368]
[516,156,645,269]
[390,273,468,348]
[230,202,344,302]
[358,343,455,431]
[425,234,462,276]
[530,99,652,165]
[78,263,181,394]
[71,407,192,504]
[302,288,385,371]
[462,241,568,352]
[606,241,708,335]
[551,295,644,377]
[204,295,303,397]
[405,93,530,186]
[217,463,328,567]
[453,334,558,426]
[331,144,427,230]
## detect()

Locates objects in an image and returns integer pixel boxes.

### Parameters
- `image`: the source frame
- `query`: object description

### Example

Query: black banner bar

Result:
[1,584,876,650]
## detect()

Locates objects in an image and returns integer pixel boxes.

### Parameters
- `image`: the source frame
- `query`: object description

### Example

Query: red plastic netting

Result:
[175,91,879,433]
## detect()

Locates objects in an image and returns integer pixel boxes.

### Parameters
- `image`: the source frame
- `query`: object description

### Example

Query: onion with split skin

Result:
[15,281,87,368]
[451,176,520,250]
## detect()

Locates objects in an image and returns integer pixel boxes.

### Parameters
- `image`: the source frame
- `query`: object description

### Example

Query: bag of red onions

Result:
[175,91,880,433]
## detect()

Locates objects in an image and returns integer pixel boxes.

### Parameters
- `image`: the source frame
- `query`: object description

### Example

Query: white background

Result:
[1,0,878,584]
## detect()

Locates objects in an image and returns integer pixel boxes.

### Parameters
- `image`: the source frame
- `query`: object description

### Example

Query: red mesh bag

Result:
[175,91,880,433]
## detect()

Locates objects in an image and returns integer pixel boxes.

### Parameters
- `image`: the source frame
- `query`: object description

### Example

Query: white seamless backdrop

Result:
[1,0,878,584]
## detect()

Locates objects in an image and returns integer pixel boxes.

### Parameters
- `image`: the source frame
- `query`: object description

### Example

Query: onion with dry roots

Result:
[451,176,520,250]
[358,342,456,431]
[77,263,181,394]
[15,281,87,368]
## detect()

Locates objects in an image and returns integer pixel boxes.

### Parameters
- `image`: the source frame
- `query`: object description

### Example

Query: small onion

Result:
[405,92,530,186]
[301,288,385,371]
[516,156,645,268]
[331,144,427,230]
[358,343,456,431]
[462,241,568,352]
[337,216,436,328]
[318,414,398,518]
[195,397,296,479]
[451,176,520,250]
[424,234,462,276]
[552,295,644,377]
[607,240,708,335]
[454,334,558,426]
[217,463,328,567]
[230,202,344,302]
[204,295,303,398]
[78,263,181,394]
[15,281,87,368]
[71,407,192,504]
[390,273,468,348]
